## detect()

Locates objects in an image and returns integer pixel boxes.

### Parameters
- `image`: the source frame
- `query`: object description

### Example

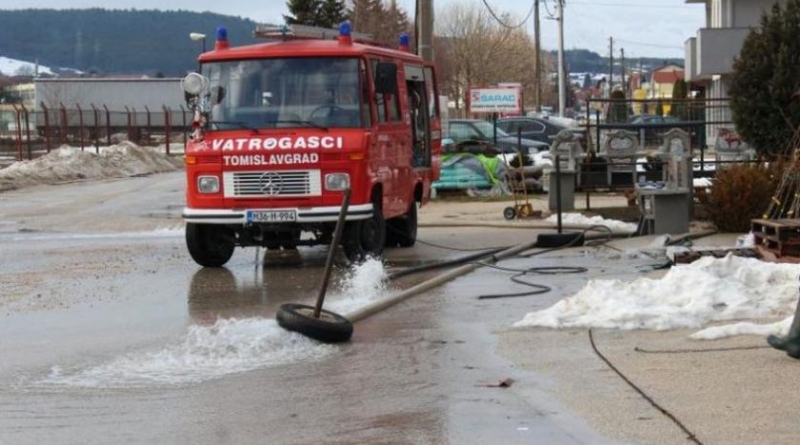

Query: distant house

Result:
[684,0,784,148]
[651,64,684,100]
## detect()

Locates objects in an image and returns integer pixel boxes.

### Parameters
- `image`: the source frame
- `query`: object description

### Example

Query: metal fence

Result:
[0,103,192,162]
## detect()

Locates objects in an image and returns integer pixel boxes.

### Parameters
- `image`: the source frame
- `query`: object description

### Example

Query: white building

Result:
[684,0,785,147]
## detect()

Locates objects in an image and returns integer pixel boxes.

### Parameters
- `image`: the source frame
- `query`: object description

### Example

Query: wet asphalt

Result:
[0,172,658,444]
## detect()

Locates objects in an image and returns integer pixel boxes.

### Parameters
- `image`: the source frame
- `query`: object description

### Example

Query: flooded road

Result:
[0,172,630,444]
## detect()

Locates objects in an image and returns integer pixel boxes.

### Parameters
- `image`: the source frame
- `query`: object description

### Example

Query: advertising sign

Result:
[469,86,521,114]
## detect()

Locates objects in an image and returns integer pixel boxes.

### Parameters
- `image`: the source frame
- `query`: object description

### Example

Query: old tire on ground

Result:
[343,200,385,262]
[186,223,235,267]
[386,202,418,248]
[536,231,585,248]
[503,206,516,220]
[276,303,354,343]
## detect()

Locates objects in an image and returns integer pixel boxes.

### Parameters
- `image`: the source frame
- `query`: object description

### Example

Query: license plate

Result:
[247,210,297,223]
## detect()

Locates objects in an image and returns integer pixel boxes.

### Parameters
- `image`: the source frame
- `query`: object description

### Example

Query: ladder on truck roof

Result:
[254,24,388,47]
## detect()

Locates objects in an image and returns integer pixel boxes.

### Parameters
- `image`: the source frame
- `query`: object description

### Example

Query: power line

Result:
[480,0,536,29]
[543,0,557,19]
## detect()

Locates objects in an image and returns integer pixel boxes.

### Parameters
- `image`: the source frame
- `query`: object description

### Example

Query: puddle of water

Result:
[39,259,391,388]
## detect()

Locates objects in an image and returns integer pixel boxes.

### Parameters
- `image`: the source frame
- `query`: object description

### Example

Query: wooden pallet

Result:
[751,219,800,258]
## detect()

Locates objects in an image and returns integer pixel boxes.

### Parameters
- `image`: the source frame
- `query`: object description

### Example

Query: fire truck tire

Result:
[276,303,353,343]
[394,202,418,247]
[186,223,235,267]
[343,203,386,262]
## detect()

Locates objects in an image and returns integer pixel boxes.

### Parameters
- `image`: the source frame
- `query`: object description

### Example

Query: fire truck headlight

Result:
[197,176,220,194]
[325,173,350,191]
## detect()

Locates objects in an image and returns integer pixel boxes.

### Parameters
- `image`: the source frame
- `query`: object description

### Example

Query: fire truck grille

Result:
[223,170,322,198]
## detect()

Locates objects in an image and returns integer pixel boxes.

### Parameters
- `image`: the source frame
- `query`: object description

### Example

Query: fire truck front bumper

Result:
[181,203,374,225]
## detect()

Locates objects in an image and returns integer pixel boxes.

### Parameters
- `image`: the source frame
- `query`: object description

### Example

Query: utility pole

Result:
[533,0,541,113]
[417,0,434,62]
[608,37,614,96]
[557,0,565,117]
[620,47,626,96]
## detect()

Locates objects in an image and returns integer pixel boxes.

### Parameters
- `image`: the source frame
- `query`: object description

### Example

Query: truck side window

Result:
[371,59,387,123]
[360,59,372,127]
[371,59,401,123]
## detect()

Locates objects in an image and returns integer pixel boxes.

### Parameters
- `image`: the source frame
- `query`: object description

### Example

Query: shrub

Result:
[698,163,777,232]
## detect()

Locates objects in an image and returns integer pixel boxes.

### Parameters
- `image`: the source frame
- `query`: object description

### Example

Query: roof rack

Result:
[254,24,388,47]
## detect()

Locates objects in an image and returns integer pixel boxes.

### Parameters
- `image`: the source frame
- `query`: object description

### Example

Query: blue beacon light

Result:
[399,33,410,51]
[338,20,353,44]
[215,25,229,50]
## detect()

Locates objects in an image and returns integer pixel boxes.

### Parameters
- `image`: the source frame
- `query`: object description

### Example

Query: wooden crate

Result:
[751,219,800,258]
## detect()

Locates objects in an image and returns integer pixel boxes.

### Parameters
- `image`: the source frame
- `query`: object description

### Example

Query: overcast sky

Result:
[3,0,705,58]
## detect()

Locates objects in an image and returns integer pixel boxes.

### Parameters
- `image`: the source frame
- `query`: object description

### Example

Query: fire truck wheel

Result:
[343,206,386,263]
[394,202,418,247]
[276,303,353,343]
[186,223,235,267]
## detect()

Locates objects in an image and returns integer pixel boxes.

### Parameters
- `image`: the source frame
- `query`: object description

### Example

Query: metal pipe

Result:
[103,105,111,146]
[555,154,563,234]
[76,103,84,151]
[12,104,22,160]
[345,239,539,323]
[40,102,51,153]
[314,188,352,319]
[59,103,67,147]
[163,105,171,155]
[91,104,100,153]
[21,104,32,160]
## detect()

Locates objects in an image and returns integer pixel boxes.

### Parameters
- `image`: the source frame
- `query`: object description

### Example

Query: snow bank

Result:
[0,142,184,192]
[514,255,800,335]
[545,212,638,233]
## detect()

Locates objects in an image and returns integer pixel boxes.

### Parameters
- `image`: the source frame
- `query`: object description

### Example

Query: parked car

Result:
[625,114,689,147]
[496,116,584,146]
[447,119,549,159]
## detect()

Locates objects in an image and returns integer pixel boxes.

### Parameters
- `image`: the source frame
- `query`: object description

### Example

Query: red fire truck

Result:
[180,23,442,267]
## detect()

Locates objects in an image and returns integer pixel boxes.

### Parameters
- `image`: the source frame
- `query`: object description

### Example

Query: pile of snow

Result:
[545,212,638,233]
[0,142,184,192]
[0,56,54,76]
[515,255,800,339]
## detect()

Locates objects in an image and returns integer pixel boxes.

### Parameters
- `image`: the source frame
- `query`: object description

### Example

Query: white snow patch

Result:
[545,212,638,233]
[0,142,183,192]
[691,318,790,340]
[514,255,800,336]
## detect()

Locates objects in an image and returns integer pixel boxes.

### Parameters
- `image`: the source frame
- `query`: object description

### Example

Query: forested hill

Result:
[556,49,684,74]
[0,9,261,76]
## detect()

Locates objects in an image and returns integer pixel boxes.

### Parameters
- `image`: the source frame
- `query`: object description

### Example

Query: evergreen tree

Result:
[608,90,628,123]
[318,0,347,28]
[670,78,688,119]
[348,0,386,38]
[284,0,322,26]
[729,0,800,158]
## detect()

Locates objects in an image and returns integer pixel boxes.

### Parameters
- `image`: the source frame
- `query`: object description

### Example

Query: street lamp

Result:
[189,32,206,72]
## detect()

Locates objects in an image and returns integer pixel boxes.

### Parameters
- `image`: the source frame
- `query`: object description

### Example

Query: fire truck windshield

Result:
[203,57,364,130]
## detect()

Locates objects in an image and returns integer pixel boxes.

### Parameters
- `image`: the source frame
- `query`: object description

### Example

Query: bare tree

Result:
[435,3,553,115]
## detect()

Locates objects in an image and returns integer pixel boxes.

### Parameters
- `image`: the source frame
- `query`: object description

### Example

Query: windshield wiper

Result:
[208,121,260,134]
[273,120,329,132]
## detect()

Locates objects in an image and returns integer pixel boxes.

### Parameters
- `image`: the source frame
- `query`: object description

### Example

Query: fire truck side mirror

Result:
[374,62,398,95]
